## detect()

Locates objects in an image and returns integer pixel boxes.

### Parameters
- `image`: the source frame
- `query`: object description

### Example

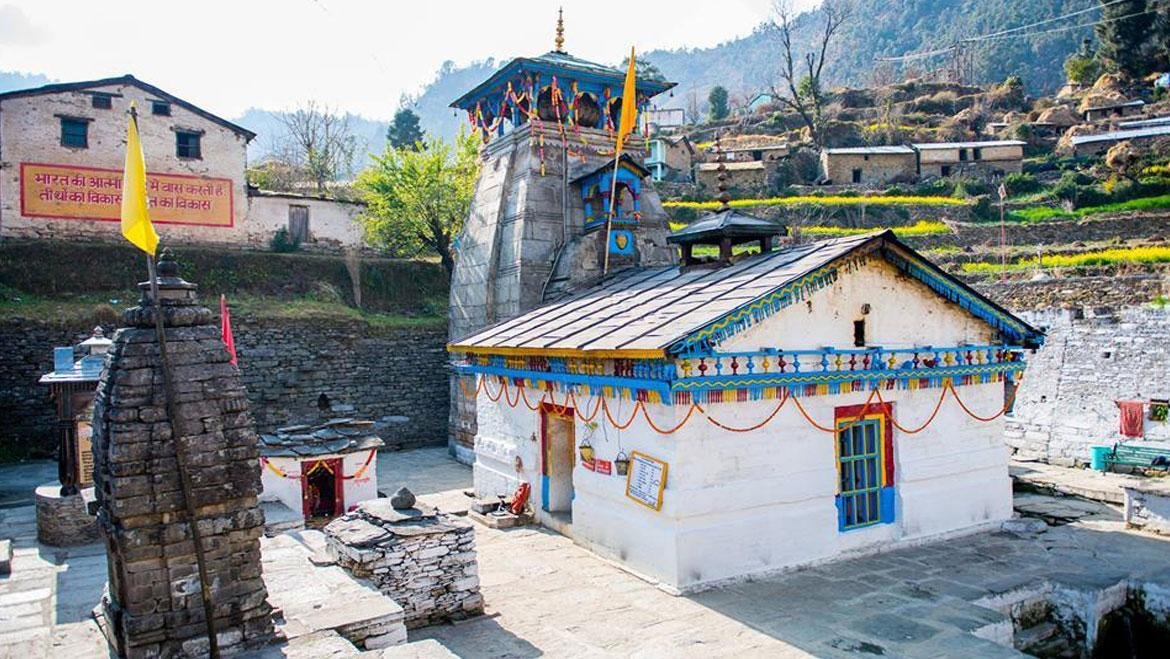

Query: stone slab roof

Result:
[1070,125,1170,146]
[912,140,1026,150]
[449,231,1043,358]
[260,418,384,458]
[822,146,915,155]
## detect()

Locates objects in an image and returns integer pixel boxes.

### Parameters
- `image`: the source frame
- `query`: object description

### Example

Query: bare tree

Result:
[685,85,702,125]
[278,101,357,194]
[769,0,852,150]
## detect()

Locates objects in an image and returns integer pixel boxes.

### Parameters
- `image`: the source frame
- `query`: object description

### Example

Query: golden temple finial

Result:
[554,8,565,53]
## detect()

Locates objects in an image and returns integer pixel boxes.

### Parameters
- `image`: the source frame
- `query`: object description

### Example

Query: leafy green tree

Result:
[1096,0,1158,78]
[708,86,730,121]
[387,108,425,150]
[356,131,480,275]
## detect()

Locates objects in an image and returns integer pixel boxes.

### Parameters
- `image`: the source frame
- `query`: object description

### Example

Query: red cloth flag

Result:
[1118,400,1144,438]
[220,294,238,366]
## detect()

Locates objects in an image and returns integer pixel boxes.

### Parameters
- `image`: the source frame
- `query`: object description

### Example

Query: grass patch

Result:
[961,246,1170,274]
[801,220,950,238]
[664,195,970,211]
[1008,195,1170,223]
[0,288,445,329]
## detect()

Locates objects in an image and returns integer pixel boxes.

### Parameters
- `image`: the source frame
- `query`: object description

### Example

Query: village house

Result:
[646,133,695,182]
[695,160,767,190]
[914,140,1026,178]
[1082,99,1145,123]
[715,141,790,164]
[1066,124,1170,156]
[0,75,364,252]
[450,226,1042,592]
[819,145,918,185]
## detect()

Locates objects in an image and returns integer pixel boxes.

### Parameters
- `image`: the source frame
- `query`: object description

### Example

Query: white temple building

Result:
[449,228,1043,593]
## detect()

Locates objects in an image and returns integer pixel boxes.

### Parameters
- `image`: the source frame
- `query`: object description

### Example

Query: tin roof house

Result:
[449,227,1043,592]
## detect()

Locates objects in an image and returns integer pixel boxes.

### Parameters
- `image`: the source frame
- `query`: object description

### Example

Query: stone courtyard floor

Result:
[2,447,1169,657]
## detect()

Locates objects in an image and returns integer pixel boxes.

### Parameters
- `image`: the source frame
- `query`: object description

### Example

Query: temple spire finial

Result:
[554,8,565,53]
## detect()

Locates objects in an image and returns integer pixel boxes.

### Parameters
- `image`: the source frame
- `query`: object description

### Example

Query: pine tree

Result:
[708,86,730,121]
[387,108,425,150]
[1095,0,1157,79]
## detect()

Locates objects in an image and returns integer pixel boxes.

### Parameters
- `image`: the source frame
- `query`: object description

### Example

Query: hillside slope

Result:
[411,0,1091,137]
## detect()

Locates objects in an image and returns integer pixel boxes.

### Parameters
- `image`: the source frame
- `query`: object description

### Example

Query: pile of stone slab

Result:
[324,493,483,629]
[259,418,384,457]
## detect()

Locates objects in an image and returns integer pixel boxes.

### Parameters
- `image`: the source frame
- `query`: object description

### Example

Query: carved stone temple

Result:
[91,251,274,656]
[446,14,678,461]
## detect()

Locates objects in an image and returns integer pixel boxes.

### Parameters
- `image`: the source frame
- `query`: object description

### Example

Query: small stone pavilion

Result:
[447,11,677,462]
[258,419,384,529]
[91,251,274,655]
[449,225,1044,592]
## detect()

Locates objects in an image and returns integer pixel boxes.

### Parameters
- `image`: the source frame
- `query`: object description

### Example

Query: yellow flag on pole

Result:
[121,102,159,256]
[615,47,638,155]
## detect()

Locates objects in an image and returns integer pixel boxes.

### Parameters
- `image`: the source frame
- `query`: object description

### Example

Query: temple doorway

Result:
[302,458,343,521]
[541,405,575,521]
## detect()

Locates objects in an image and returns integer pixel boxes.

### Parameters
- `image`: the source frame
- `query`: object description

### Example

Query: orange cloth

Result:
[1118,400,1145,438]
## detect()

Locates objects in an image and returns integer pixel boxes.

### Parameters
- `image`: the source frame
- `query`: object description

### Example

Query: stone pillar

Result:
[91,251,274,657]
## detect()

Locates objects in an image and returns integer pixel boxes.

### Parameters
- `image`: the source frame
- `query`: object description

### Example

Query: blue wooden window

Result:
[836,418,893,530]
[60,118,88,148]
[91,93,112,110]
[151,100,171,116]
[176,131,201,159]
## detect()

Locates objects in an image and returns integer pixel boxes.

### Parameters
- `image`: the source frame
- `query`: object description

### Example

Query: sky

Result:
[0,0,818,120]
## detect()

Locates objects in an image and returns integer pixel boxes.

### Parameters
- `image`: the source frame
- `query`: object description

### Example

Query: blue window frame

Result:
[176,130,202,159]
[836,416,895,531]
[60,118,88,148]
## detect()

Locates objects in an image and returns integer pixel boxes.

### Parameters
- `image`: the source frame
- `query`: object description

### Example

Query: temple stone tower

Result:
[447,12,678,461]
[92,250,274,656]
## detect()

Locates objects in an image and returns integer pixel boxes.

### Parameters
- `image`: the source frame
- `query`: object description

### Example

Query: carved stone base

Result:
[34,483,98,546]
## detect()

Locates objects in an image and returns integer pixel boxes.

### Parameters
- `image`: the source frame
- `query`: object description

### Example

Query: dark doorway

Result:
[302,458,343,519]
[851,168,862,184]
[289,205,310,243]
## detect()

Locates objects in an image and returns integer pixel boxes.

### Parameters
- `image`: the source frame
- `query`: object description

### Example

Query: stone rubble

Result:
[324,498,483,629]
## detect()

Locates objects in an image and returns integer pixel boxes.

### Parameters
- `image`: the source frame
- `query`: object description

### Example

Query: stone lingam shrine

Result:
[90,250,275,656]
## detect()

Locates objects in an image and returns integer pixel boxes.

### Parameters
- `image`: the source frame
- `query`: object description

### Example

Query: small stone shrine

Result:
[324,490,482,629]
[91,250,274,656]
[258,418,384,528]
[34,326,112,546]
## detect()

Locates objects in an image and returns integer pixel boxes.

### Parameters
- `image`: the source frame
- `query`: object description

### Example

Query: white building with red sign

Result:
[0,75,364,252]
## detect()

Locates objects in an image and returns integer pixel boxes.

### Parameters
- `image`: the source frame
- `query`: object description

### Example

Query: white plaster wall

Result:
[258,451,379,519]
[245,194,365,251]
[473,380,1011,591]
[719,257,997,353]
[666,383,1010,589]
[0,82,250,243]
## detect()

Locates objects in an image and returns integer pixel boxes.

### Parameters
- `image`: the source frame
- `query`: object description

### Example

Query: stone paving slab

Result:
[1010,459,1144,505]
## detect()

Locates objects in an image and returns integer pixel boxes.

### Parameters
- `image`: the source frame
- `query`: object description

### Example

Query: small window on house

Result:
[152,101,171,116]
[91,94,112,110]
[973,147,983,161]
[940,165,952,177]
[175,131,202,159]
[958,148,968,162]
[836,416,893,530]
[60,118,89,148]
[853,319,866,347]
[288,205,310,243]
[851,168,862,184]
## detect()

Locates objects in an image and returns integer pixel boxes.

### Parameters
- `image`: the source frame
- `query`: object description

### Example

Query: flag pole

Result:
[602,151,622,276]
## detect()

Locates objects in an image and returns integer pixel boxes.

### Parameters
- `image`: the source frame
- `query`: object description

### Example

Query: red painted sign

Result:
[581,459,596,471]
[595,459,612,475]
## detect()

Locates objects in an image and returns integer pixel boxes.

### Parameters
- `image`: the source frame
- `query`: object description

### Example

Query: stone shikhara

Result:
[324,499,483,629]
[90,256,275,657]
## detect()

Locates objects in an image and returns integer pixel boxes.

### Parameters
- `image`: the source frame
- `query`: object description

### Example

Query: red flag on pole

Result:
[220,294,238,366]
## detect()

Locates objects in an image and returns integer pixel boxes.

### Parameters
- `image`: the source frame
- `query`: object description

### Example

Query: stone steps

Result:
[1014,621,1073,657]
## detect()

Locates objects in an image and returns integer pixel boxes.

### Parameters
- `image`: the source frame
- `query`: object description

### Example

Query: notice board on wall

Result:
[625,451,668,511]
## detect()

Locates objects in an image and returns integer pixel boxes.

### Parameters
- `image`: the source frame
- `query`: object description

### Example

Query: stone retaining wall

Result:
[972,275,1167,311]
[0,316,449,457]
[1006,307,1170,466]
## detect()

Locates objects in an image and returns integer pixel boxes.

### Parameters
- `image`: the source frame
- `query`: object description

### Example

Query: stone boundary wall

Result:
[1006,307,1170,466]
[972,275,1166,311]
[0,316,449,457]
